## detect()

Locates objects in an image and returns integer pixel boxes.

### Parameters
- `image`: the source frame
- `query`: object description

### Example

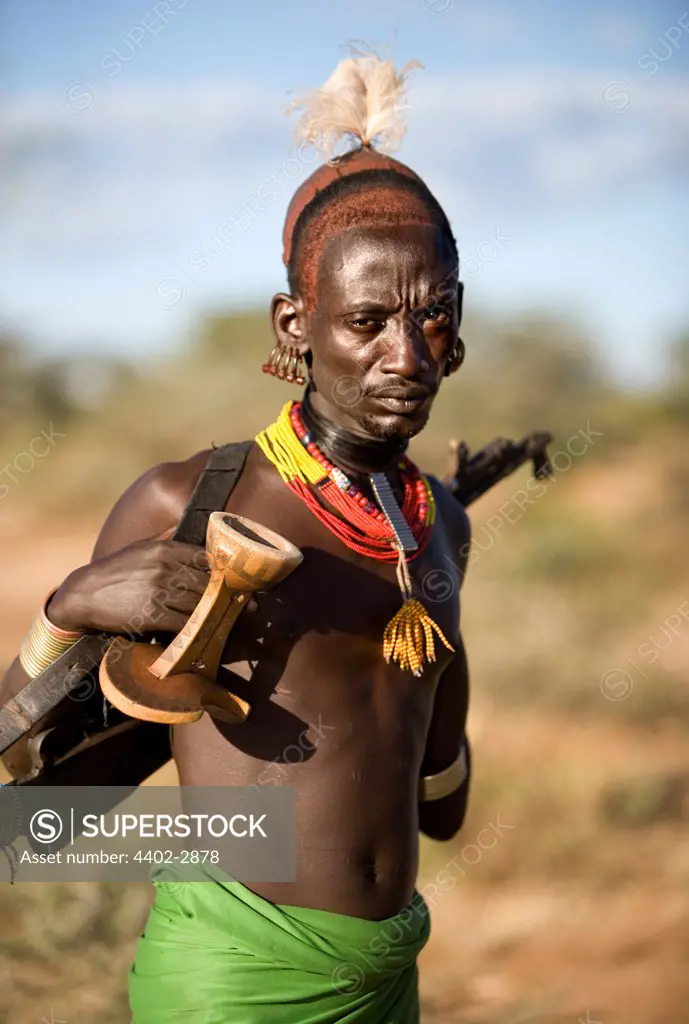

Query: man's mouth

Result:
[371,390,431,413]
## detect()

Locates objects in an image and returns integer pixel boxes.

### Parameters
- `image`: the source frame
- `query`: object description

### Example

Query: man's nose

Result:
[379,318,428,378]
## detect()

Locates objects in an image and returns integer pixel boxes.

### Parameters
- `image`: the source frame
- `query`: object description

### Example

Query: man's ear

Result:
[442,280,465,377]
[270,292,309,356]
[444,337,465,377]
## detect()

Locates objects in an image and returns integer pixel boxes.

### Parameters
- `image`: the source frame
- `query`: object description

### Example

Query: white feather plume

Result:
[287,47,423,156]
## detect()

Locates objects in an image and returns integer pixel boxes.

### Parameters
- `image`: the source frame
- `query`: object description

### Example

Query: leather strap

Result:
[170,441,252,546]
[0,442,252,761]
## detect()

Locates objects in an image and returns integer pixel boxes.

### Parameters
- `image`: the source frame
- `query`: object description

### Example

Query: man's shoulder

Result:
[92,445,229,558]
[142,439,255,519]
[129,447,215,520]
[425,472,471,545]
[424,473,471,587]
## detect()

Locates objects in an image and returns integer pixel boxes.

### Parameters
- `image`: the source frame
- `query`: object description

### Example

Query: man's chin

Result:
[359,407,430,441]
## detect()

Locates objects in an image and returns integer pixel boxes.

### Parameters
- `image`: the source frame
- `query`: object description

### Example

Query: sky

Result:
[1,0,688,386]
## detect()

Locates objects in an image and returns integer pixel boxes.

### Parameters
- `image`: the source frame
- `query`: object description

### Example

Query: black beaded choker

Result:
[300,389,409,476]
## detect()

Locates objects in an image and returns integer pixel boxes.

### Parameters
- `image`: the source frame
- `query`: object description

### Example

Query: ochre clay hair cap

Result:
[282,47,424,266]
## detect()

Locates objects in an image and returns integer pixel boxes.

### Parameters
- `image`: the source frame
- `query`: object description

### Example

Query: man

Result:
[2,53,471,1022]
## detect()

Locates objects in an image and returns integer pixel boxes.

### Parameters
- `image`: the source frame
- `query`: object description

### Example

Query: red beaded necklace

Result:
[255,401,451,675]
[286,401,433,562]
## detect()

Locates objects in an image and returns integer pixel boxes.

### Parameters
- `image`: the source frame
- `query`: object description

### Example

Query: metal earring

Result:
[262,343,281,377]
[285,348,306,385]
[262,343,305,384]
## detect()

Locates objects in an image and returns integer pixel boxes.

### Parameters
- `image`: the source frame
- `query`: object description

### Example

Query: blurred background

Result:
[1,0,689,1020]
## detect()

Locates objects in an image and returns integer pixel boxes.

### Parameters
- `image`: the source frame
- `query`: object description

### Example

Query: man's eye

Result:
[413,306,450,326]
[424,308,450,325]
[351,318,382,329]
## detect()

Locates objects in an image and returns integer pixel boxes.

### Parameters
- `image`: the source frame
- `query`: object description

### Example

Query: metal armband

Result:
[19,591,84,679]
[418,741,468,802]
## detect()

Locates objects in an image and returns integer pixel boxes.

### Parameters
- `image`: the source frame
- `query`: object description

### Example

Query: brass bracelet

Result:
[418,742,468,802]
[19,590,84,679]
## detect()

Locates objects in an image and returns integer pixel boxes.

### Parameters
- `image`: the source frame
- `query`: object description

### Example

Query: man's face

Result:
[304,223,461,441]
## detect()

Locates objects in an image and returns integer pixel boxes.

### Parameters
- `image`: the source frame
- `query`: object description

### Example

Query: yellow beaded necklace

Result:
[256,402,454,675]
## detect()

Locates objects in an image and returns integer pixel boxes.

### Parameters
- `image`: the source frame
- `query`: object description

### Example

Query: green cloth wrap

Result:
[129,864,430,1023]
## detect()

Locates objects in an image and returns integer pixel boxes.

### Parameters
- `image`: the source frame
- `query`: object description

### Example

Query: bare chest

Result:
[172,452,462,782]
[221,453,462,671]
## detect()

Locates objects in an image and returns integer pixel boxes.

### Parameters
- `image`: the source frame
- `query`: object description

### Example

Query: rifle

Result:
[0,430,553,787]
[443,430,553,505]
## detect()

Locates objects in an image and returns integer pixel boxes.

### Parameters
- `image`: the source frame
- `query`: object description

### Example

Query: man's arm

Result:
[0,450,211,776]
[418,479,471,841]
[418,634,470,841]
[0,452,209,702]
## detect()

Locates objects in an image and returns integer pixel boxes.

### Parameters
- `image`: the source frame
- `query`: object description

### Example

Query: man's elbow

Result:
[418,790,469,842]
[420,819,463,842]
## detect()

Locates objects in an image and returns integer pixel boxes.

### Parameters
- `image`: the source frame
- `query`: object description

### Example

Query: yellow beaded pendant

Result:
[382,543,454,676]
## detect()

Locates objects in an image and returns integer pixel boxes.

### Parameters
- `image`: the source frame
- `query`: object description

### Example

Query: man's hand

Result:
[46,538,211,637]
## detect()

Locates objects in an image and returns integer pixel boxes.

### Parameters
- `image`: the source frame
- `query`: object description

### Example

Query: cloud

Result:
[0,81,291,252]
[587,13,647,51]
[410,71,689,203]
[449,2,524,41]
[1,68,688,258]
